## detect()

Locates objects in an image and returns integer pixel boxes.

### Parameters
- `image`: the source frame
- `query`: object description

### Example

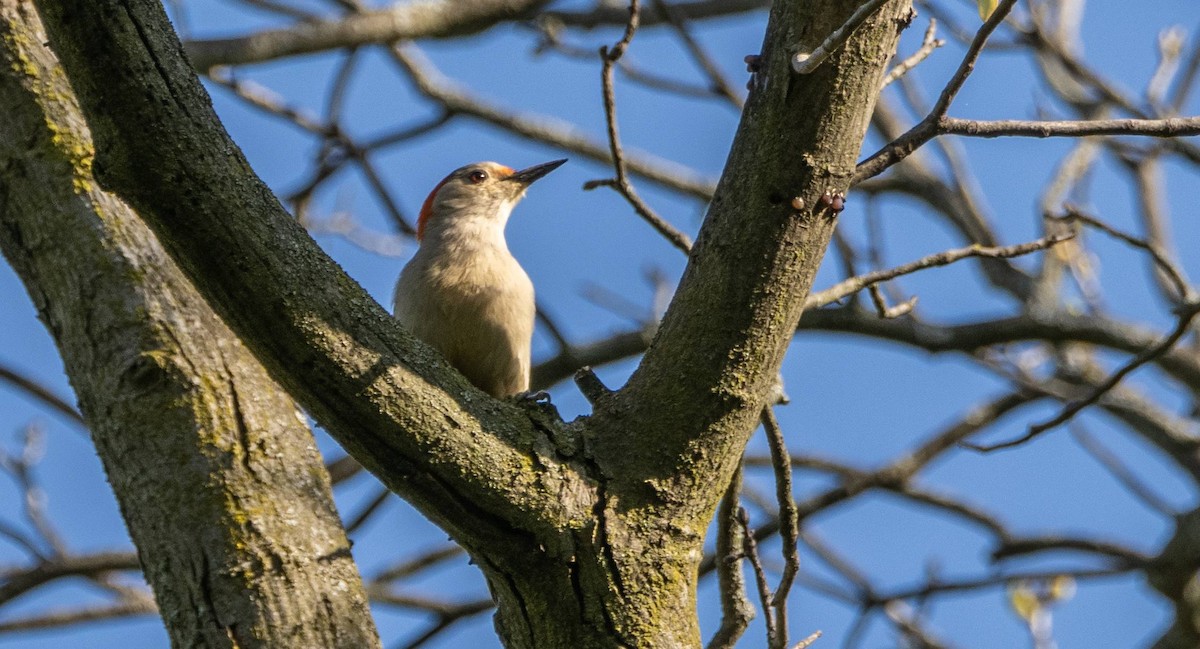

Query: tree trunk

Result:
[17,0,912,645]
[0,4,380,647]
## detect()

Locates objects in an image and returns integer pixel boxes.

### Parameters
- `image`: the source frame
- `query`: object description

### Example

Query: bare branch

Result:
[792,630,823,649]
[1070,425,1177,517]
[185,0,554,70]
[0,551,140,605]
[0,599,156,632]
[739,507,778,648]
[389,42,717,200]
[880,19,944,88]
[939,115,1200,139]
[993,536,1148,566]
[706,463,754,649]
[1058,207,1192,304]
[805,233,1074,309]
[967,299,1200,451]
[0,362,83,426]
[649,0,743,107]
[372,545,464,583]
[584,0,695,254]
[792,0,893,74]
[855,0,1019,182]
[207,67,330,136]
[877,565,1134,602]
[761,408,799,640]
[545,0,767,30]
[573,366,614,405]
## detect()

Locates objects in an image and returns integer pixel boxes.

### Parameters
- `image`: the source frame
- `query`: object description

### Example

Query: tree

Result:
[0,0,1197,647]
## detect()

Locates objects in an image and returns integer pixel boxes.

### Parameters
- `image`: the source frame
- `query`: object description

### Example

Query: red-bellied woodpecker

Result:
[393,159,566,398]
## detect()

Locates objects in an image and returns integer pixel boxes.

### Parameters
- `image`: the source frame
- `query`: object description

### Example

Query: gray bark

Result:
[0,3,380,647]
[11,0,911,645]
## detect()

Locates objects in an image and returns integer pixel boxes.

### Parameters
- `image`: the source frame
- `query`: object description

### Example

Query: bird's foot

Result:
[512,390,551,405]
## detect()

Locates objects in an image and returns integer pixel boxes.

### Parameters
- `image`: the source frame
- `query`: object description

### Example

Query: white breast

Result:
[394,238,535,397]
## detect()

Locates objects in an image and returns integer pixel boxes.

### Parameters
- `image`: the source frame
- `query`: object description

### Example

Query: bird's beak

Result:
[508,159,567,186]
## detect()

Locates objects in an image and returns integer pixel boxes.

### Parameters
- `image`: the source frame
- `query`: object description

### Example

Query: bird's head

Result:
[417,159,567,241]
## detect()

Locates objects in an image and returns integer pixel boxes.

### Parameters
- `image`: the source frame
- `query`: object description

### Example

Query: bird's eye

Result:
[468,170,488,184]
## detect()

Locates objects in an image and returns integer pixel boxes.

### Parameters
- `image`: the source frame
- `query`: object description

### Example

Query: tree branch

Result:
[584,0,695,253]
[940,115,1200,138]
[0,362,83,426]
[854,0,1018,182]
[587,0,914,535]
[185,0,553,70]
[805,233,1074,309]
[35,0,590,558]
[389,42,717,200]
[544,0,767,30]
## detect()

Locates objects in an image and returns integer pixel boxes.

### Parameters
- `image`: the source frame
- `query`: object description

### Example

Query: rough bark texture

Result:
[185,0,554,70]
[0,4,380,648]
[573,1,913,643]
[1149,507,1200,649]
[23,0,910,646]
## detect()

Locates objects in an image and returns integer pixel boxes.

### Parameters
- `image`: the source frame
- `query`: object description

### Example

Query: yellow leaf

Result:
[978,0,999,20]
[1008,583,1040,622]
[1048,575,1077,602]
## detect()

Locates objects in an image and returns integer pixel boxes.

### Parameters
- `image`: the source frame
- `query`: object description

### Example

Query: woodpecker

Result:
[393,159,566,398]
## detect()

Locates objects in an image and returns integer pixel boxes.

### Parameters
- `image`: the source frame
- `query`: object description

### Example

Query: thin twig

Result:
[389,42,717,200]
[1069,425,1176,516]
[584,0,694,253]
[966,299,1200,452]
[877,565,1134,602]
[792,0,892,74]
[535,304,573,352]
[939,115,1200,139]
[1058,207,1192,303]
[344,486,391,534]
[792,630,823,649]
[1147,27,1185,107]
[1168,25,1200,112]
[324,47,360,124]
[884,601,950,649]
[855,0,1019,182]
[0,362,83,426]
[0,425,66,557]
[207,67,331,136]
[706,463,754,649]
[373,545,464,583]
[530,20,729,101]
[880,19,944,88]
[866,284,918,318]
[761,409,799,639]
[650,0,742,107]
[208,63,418,235]
[546,0,768,29]
[805,233,1074,309]
[1126,156,1188,306]
[391,598,496,649]
[739,507,779,648]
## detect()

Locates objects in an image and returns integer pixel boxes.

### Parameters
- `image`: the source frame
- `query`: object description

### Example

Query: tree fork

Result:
[0,2,380,647]
[31,0,912,646]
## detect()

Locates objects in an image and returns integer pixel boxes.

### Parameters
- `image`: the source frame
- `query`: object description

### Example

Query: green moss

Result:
[3,24,97,194]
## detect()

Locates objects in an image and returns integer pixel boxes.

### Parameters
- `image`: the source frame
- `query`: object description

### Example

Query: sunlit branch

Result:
[854,0,1018,182]
[583,0,694,254]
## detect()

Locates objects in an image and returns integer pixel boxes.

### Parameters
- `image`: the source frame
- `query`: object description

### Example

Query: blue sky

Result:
[2,1,1199,647]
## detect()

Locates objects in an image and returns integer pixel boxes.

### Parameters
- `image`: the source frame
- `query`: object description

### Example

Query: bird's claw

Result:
[513,390,551,405]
